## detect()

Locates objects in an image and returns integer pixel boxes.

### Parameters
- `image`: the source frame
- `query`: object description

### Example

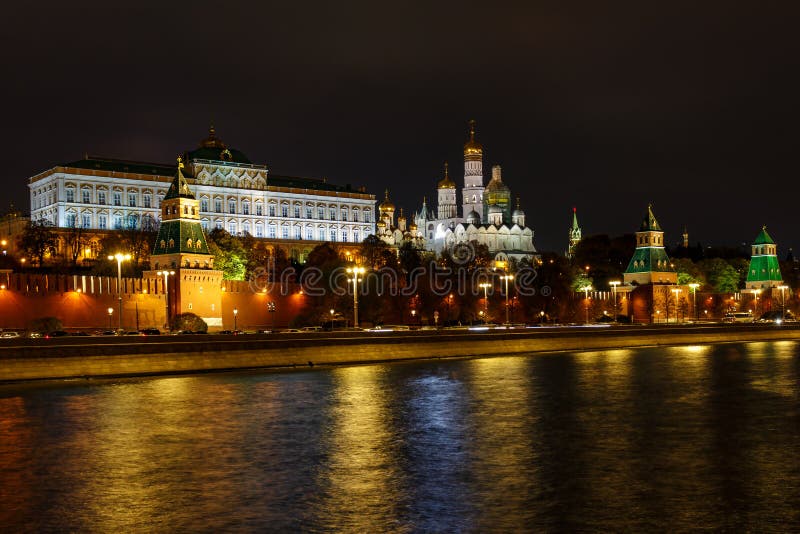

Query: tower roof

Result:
[378,189,395,211]
[754,225,775,245]
[572,206,580,230]
[185,125,251,164]
[463,119,483,160]
[163,157,195,200]
[437,161,456,189]
[640,204,663,232]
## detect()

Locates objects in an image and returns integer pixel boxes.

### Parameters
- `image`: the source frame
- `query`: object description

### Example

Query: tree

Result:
[18,220,58,267]
[64,218,89,267]
[698,258,740,293]
[171,313,208,333]
[672,258,705,286]
[207,228,247,280]
[359,234,395,270]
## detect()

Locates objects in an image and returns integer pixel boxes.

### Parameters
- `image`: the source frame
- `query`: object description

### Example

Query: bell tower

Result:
[462,120,485,219]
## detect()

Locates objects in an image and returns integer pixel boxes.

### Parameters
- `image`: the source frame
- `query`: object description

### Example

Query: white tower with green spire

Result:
[745,226,783,289]
[623,205,677,285]
[567,207,582,258]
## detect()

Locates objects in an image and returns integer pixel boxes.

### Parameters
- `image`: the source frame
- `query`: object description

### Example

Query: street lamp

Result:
[233,308,238,331]
[479,282,491,319]
[502,275,514,325]
[107,307,113,329]
[609,281,621,324]
[156,270,175,331]
[346,265,366,328]
[267,301,276,331]
[411,309,417,324]
[671,288,682,323]
[581,285,593,324]
[778,285,788,313]
[753,288,761,317]
[108,252,131,331]
[689,283,700,322]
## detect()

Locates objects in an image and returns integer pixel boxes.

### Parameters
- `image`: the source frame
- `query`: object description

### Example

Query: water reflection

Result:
[1,342,799,531]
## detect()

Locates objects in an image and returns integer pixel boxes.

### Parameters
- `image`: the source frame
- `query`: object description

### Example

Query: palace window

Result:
[294,227,301,240]
[113,192,121,206]
[341,208,347,221]
[82,190,90,204]
[99,215,107,229]
[329,208,336,221]
[256,203,263,216]
[128,193,136,207]
[66,189,75,203]
[256,224,263,238]
[268,225,276,238]
[281,205,288,218]
[242,202,250,215]
[319,228,326,241]
[229,200,236,214]
[66,212,77,227]
[214,199,222,213]
[353,210,359,222]
[306,207,312,219]
[228,222,236,234]
[82,214,91,228]
[318,207,324,219]
[114,215,123,229]
[354,230,360,242]
[201,220,208,231]
[143,194,151,208]
[364,211,371,223]
[281,226,289,239]
[341,230,347,242]
[215,221,222,230]
[201,199,209,212]
[269,204,276,217]
[330,230,337,242]
[306,227,313,240]
[294,205,300,218]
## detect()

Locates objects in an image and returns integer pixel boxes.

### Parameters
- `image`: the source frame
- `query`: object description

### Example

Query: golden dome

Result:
[378,189,395,212]
[463,119,483,160]
[397,208,406,221]
[437,162,456,189]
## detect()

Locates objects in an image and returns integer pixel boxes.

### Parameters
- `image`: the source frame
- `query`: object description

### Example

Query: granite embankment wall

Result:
[1,325,799,382]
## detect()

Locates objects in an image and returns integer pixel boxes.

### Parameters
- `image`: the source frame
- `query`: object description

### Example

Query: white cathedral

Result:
[377,121,537,262]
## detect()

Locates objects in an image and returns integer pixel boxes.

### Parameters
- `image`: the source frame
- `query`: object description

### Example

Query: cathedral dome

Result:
[463,120,483,160]
[466,209,481,225]
[437,162,456,189]
[186,124,251,164]
[378,189,395,212]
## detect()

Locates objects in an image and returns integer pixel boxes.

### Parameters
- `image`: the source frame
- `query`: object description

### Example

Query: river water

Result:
[1,341,799,532]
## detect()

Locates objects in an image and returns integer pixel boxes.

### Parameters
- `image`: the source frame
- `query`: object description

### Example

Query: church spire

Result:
[164,156,195,200]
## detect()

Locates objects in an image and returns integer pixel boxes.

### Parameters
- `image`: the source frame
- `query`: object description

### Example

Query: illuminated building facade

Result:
[27,127,376,264]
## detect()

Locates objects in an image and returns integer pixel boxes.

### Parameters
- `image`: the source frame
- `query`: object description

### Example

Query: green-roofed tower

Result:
[623,204,677,285]
[147,156,223,329]
[745,226,783,289]
[567,207,582,258]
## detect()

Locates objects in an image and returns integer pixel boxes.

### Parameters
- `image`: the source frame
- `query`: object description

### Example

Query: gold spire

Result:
[437,161,456,189]
[463,119,483,160]
[378,188,395,211]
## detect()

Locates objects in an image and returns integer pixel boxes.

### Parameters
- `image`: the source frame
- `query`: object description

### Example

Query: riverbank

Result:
[1,324,799,382]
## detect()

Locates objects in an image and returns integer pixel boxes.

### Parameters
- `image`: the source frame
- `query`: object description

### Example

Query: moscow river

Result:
[1,341,799,532]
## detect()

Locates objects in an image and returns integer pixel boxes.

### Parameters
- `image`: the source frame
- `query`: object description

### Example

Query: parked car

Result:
[0,331,20,338]
[723,312,754,323]
[758,310,796,324]
[139,328,161,336]
[45,331,70,338]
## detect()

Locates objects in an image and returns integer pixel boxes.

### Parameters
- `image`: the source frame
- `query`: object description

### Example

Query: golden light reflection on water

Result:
[315,365,406,532]
[467,356,537,530]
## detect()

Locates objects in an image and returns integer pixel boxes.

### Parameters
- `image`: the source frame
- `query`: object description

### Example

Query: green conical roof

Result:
[640,204,662,231]
[572,207,579,230]
[164,157,195,200]
[753,226,775,245]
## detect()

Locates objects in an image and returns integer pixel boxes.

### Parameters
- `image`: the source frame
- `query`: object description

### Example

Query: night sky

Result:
[3,2,798,253]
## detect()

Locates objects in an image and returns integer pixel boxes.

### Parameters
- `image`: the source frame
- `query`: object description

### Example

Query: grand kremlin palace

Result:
[28,127,376,263]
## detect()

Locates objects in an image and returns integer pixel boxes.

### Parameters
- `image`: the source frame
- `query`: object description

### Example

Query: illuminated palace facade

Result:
[27,127,376,263]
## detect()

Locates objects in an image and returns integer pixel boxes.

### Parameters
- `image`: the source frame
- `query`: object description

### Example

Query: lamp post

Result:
[107,307,113,330]
[671,288,682,323]
[689,283,700,322]
[346,266,366,328]
[581,285,593,324]
[502,275,514,325]
[156,270,175,331]
[753,288,761,317]
[267,301,276,331]
[233,308,238,331]
[479,282,491,319]
[108,252,131,331]
[411,309,417,324]
[778,285,788,314]
[609,281,620,324]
